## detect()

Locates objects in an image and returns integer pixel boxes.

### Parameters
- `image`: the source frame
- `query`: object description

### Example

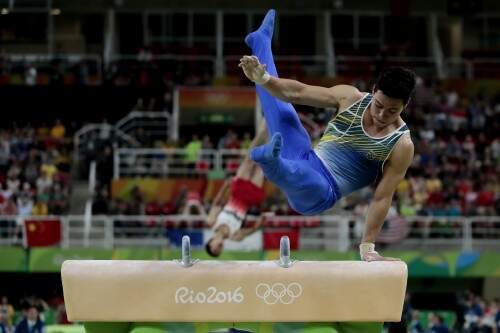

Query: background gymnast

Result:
[205,121,270,257]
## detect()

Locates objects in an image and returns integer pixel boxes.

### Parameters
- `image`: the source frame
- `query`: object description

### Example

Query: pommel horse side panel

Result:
[62,259,407,322]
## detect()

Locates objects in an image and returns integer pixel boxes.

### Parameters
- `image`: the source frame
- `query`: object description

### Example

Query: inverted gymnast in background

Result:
[239,10,416,261]
[205,122,269,257]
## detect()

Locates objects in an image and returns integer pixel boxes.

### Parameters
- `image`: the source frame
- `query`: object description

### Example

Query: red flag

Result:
[24,219,61,247]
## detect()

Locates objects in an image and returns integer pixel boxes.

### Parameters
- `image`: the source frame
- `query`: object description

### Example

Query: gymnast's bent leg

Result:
[245,10,333,214]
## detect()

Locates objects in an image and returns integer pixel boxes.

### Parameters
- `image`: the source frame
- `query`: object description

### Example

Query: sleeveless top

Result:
[314,93,409,197]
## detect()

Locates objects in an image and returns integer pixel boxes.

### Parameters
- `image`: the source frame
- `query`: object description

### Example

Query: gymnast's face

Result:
[369,90,405,128]
[209,238,224,256]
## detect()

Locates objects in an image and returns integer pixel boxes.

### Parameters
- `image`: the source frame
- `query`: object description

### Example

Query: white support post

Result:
[215,10,224,77]
[172,88,180,141]
[338,217,350,252]
[61,217,69,248]
[113,149,120,180]
[104,216,113,249]
[463,218,473,251]
[324,11,336,76]
[88,161,96,194]
[429,13,446,79]
[103,8,116,69]
[214,150,222,171]
[83,200,93,248]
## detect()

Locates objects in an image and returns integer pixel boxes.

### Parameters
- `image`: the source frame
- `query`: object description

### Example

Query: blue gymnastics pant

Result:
[245,13,339,215]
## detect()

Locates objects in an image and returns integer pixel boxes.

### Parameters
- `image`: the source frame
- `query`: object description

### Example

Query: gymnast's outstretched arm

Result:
[230,213,266,241]
[239,55,363,108]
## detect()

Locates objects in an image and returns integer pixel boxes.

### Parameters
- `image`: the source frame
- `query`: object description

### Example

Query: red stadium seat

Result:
[195,160,210,173]
[225,159,240,173]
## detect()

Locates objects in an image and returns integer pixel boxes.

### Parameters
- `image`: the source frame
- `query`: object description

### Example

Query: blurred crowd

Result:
[394,79,499,217]
[0,60,500,221]
[0,295,67,333]
[0,122,71,219]
[0,45,214,90]
[457,291,500,333]
[386,291,500,333]
[98,77,500,220]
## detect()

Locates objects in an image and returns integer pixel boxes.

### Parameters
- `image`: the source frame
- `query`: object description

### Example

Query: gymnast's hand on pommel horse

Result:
[239,9,416,262]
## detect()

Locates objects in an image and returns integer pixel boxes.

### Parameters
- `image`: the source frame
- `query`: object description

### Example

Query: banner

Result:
[0,247,27,272]
[29,248,114,272]
[111,248,160,260]
[177,87,256,125]
[111,178,207,202]
[178,87,255,109]
[384,250,500,277]
[30,248,164,272]
[19,247,500,277]
[112,178,279,203]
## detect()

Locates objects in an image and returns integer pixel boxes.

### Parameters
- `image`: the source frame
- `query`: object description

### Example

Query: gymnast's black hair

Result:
[374,67,417,105]
[205,238,221,257]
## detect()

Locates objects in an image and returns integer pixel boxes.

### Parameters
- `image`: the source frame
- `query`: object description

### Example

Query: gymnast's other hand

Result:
[359,242,400,262]
[238,55,271,85]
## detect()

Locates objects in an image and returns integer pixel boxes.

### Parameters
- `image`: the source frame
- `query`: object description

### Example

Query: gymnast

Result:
[205,121,269,257]
[239,9,416,261]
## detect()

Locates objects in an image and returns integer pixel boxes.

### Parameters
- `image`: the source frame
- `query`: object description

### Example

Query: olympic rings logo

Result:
[255,282,303,305]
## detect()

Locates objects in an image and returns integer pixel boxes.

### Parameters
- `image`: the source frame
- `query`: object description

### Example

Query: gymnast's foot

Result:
[251,132,282,164]
[244,9,275,49]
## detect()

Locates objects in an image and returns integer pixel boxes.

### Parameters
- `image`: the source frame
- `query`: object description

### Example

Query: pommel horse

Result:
[61,236,407,332]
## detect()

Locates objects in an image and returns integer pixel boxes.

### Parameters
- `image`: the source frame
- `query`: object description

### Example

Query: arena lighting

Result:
[50,8,61,15]
[62,236,408,322]
[1,8,9,15]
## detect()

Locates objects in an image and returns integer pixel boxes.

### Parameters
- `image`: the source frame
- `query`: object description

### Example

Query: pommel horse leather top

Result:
[61,236,407,322]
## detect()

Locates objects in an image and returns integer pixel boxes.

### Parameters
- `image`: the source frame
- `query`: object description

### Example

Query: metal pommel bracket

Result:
[277,236,294,268]
[176,235,198,267]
